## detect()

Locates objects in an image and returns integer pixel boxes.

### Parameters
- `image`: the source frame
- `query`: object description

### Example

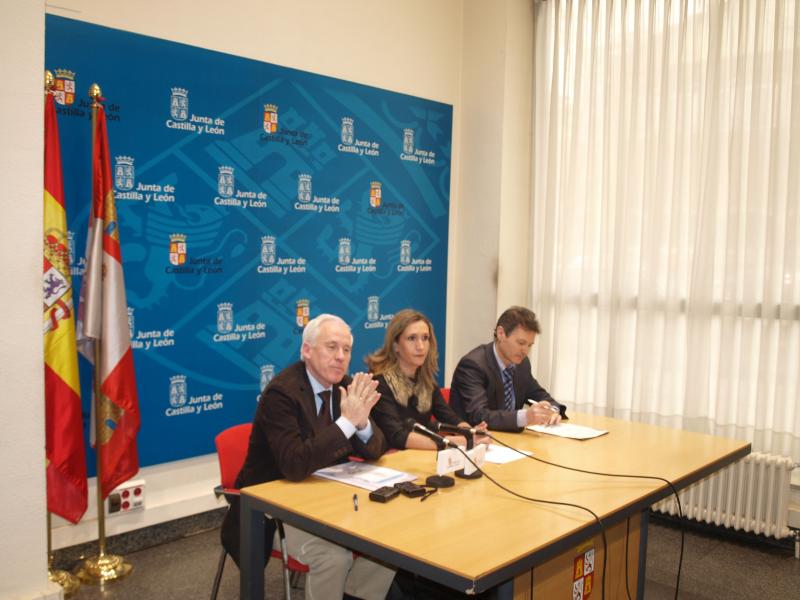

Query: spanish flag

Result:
[76,99,140,499]
[44,91,87,523]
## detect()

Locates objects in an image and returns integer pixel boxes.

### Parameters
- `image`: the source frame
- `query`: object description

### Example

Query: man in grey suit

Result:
[450,306,566,431]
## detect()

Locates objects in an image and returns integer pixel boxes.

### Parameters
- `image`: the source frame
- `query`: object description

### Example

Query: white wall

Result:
[2,1,534,594]
[449,0,534,366]
[0,2,62,598]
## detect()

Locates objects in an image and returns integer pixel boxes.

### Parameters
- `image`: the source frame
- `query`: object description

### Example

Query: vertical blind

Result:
[531,0,799,460]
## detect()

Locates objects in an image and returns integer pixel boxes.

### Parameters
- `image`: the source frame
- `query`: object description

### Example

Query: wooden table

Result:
[239,413,749,599]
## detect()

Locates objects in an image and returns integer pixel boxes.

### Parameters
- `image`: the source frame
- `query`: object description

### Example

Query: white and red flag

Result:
[77,101,140,499]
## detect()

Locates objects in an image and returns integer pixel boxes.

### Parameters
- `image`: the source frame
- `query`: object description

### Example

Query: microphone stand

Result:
[454,430,482,480]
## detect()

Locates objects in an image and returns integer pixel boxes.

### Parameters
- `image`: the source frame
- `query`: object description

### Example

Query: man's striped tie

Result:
[502,365,516,411]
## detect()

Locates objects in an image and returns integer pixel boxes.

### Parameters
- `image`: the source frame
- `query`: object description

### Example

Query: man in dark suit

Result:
[450,306,566,431]
[221,313,395,600]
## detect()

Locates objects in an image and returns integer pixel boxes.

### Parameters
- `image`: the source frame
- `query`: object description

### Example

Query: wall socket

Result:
[106,479,145,515]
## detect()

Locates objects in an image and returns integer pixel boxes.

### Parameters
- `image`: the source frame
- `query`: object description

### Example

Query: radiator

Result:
[652,452,796,539]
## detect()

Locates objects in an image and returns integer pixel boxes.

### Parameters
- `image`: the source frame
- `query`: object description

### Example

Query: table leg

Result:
[240,494,266,600]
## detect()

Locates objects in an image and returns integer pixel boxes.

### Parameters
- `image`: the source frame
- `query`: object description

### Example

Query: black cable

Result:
[485,432,685,599]
[625,516,632,600]
[447,444,610,600]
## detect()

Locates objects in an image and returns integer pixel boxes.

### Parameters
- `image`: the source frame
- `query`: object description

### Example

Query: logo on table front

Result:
[53,69,76,105]
[263,104,278,133]
[260,364,275,393]
[403,128,415,155]
[341,117,354,145]
[298,174,312,203]
[369,182,382,208]
[170,87,189,121]
[338,238,352,265]
[260,236,276,266]
[572,546,595,600]
[296,299,310,328]
[216,303,234,334]
[114,156,135,191]
[217,166,234,198]
[169,375,187,407]
[169,234,187,266]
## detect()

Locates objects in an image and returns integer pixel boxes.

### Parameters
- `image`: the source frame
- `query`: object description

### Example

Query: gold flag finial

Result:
[89,83,102,102]
[45,70,54,91]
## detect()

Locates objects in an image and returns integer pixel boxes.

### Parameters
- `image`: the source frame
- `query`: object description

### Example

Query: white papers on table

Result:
[526,422,608,440]
[483,445,531,464]
[313,461,417,491]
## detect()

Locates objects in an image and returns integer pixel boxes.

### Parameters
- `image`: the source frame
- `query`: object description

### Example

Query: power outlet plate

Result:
[106,479,146,515]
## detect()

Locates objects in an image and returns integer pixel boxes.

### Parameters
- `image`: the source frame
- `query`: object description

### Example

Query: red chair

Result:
[211,423,309,600]
[440,387,450,403]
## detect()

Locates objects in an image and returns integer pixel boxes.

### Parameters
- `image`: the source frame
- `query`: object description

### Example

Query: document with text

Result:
[313,461,417,491]
[526,422,608,440]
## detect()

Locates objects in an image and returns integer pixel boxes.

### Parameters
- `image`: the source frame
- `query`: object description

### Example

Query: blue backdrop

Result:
[45,15,452,470]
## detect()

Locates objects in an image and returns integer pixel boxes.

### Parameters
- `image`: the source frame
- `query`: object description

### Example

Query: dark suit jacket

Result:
[450,342,566,431]
[220,361,388,565]
[371,373,462,450]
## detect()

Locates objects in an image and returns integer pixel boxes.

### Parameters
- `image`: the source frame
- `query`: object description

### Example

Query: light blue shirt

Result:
[306,369,373,443]
[493,343,528,428]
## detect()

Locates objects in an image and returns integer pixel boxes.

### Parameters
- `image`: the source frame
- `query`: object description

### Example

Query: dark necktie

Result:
[502,365,516,411]
[318,390,332,426]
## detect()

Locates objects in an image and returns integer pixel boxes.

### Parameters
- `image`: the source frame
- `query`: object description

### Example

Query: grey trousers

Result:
[277,523,396,600]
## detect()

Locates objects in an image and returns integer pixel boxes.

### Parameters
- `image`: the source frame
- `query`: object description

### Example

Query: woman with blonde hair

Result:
[367,309,486,449]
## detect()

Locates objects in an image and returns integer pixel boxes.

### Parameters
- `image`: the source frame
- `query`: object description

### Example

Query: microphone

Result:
[433,422,489,437]
[407,419,453,449]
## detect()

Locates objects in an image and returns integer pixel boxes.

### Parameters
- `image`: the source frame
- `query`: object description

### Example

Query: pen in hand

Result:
[525,399,560,413]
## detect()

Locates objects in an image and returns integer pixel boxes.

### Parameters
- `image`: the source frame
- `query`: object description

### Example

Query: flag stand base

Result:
[75,553,132,584]
[49,568,81,597]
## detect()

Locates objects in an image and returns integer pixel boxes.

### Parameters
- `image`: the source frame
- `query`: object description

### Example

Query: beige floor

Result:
[58,518,798,599]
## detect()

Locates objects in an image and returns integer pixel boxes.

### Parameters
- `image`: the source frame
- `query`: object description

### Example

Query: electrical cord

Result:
[447,444,610,600]
[625,516,632,600]
[485,432,685,600]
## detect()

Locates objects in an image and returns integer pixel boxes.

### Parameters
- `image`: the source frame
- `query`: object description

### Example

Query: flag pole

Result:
[47,511,80,597]
[43,68,82,599]
[74,82,132,585]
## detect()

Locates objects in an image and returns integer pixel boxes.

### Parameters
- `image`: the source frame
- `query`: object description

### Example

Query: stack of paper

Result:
[526,422,608,440]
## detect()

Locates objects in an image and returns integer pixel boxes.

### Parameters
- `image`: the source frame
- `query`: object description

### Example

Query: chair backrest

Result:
[215,423,253,490]
[440,387,450,403]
